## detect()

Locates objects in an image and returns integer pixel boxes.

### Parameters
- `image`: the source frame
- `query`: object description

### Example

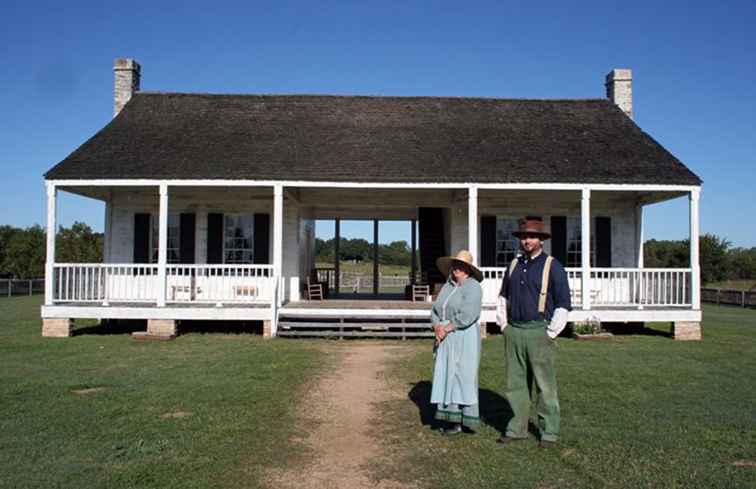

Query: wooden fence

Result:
[701,288,756,308]
[0,279,45,298]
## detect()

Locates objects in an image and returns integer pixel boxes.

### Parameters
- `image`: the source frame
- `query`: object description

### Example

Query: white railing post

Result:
[581,188,591,310]
[157,184,168,307]
[690,189,701,310]
[468,186,478,262]
[273,184,284,309]
[44,183,57,305]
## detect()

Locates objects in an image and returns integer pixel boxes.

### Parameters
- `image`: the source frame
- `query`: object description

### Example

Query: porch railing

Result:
[54,264,160,303]
[52,263,278,305]
[166,265,277,304]
[480,266,692,308]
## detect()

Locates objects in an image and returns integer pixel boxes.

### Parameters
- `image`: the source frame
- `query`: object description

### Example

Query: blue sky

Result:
[1,1,754,247]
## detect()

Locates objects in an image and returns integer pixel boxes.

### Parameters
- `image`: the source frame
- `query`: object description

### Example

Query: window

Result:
[224,214,254,264]
[151,214,180,263]
[495,218,520,266]
[566,217,597,267]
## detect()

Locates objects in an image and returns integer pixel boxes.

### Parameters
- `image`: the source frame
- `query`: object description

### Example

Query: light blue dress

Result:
[430,276,483,428]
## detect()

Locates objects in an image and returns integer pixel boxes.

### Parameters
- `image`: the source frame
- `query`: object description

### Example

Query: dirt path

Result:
[265,343,417,489]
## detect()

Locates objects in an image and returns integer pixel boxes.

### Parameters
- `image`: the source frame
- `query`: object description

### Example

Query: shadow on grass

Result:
[600,322,671,337]
[74,319,264,336]
[408,381,514,434]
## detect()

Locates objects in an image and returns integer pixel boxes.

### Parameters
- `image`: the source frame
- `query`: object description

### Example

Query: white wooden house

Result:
[40,59,703,339]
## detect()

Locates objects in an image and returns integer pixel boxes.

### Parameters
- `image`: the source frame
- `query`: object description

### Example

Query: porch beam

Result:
[46,179,701,194]
[44,183,57,305]
[581,188,591,310]
[690,189,701,309]
[157,184,168,307]
[468,186,478,262]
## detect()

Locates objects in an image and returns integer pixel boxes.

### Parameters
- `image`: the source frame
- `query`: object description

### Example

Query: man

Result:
[495,218,571,448]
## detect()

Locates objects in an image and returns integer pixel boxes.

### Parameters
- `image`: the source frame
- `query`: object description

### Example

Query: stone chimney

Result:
[605,68,632,119]
[113,58,141,117]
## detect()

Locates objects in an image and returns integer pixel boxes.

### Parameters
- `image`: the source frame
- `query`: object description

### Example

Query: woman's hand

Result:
[434,324,447,343]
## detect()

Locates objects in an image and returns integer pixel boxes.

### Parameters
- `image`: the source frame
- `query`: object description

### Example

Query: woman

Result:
[430,249,484,435]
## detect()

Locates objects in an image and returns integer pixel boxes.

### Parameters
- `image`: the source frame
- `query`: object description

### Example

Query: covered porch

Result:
[41,180,702,339]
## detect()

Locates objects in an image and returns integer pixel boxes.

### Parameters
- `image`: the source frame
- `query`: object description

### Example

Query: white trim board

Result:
[41,305,272,321]
[46,179,701,193]
[480,309,702,323]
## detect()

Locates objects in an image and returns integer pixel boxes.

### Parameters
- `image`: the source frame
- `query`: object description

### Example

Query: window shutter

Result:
[253,213,270,264]
[133,213,150,263]
[550,216,567,265]
[207,213,224,264]
[595,217,612,267]
[480,215,497,267]
[180,213,196,264]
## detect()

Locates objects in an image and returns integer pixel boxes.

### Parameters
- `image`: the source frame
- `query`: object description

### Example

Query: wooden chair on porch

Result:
[408,271,430,302]
[306,269,328,301]
[305,276,324,301]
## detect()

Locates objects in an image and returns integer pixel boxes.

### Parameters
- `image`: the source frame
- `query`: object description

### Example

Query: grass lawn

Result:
[0,296,326,489]
[373,306,756,489]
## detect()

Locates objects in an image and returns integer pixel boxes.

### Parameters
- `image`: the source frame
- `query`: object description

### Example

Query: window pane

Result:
[224,214,254,264]
[495,218,519,266]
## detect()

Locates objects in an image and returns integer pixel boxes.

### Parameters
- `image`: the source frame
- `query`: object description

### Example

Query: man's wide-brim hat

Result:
[436,250,484,282]
[512,218,551,240]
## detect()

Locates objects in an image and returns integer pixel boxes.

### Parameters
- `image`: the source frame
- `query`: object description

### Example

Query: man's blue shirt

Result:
[499,252,572,322]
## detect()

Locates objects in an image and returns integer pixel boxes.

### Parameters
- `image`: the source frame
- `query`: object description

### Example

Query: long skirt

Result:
[430,323,481,428]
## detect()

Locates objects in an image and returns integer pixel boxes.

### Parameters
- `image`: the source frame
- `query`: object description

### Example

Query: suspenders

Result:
[508,256,554,315]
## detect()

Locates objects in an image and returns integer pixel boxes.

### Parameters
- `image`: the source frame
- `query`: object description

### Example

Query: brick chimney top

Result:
[114,58,141,117]
[605,68,632,119]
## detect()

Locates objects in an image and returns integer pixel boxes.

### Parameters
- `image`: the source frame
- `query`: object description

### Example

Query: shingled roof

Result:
[45,93,701,185]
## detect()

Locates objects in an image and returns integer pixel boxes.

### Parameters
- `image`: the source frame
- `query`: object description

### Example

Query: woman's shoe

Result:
[441,424,462,436]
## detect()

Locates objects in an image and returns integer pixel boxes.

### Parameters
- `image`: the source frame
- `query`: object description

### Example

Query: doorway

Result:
[314,219,419,299]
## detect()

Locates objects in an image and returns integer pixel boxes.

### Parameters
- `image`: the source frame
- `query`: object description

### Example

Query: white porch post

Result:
[635,204,644,268]
[468,186,478,262]
[44,183,57,305]
[157,184,168,307]
[581,188,592,310]
[690,189,701,309]
[273,184,284,312]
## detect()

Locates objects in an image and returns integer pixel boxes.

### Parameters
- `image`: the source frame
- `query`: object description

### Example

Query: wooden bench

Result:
[233,285,258,299]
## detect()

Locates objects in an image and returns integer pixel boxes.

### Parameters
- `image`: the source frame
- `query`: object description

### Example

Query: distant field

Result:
[315,261,411,276]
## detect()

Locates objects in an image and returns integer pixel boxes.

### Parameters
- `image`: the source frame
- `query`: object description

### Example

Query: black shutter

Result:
[551,216,567,265]
[480,215,497,266]
[595,217,612,267]
[180,213,196,264]
[207,213,224,264]
[253,213,270,264]
[133,213,150,263]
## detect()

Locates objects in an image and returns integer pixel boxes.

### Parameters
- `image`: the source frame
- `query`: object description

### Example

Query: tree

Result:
[56,222,103,263]
[0,225,19,278]
[3,225,45,278]
[699,234,731,284]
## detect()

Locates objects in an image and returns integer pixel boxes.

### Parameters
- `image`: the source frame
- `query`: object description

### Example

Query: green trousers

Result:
[504,322,560,442]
